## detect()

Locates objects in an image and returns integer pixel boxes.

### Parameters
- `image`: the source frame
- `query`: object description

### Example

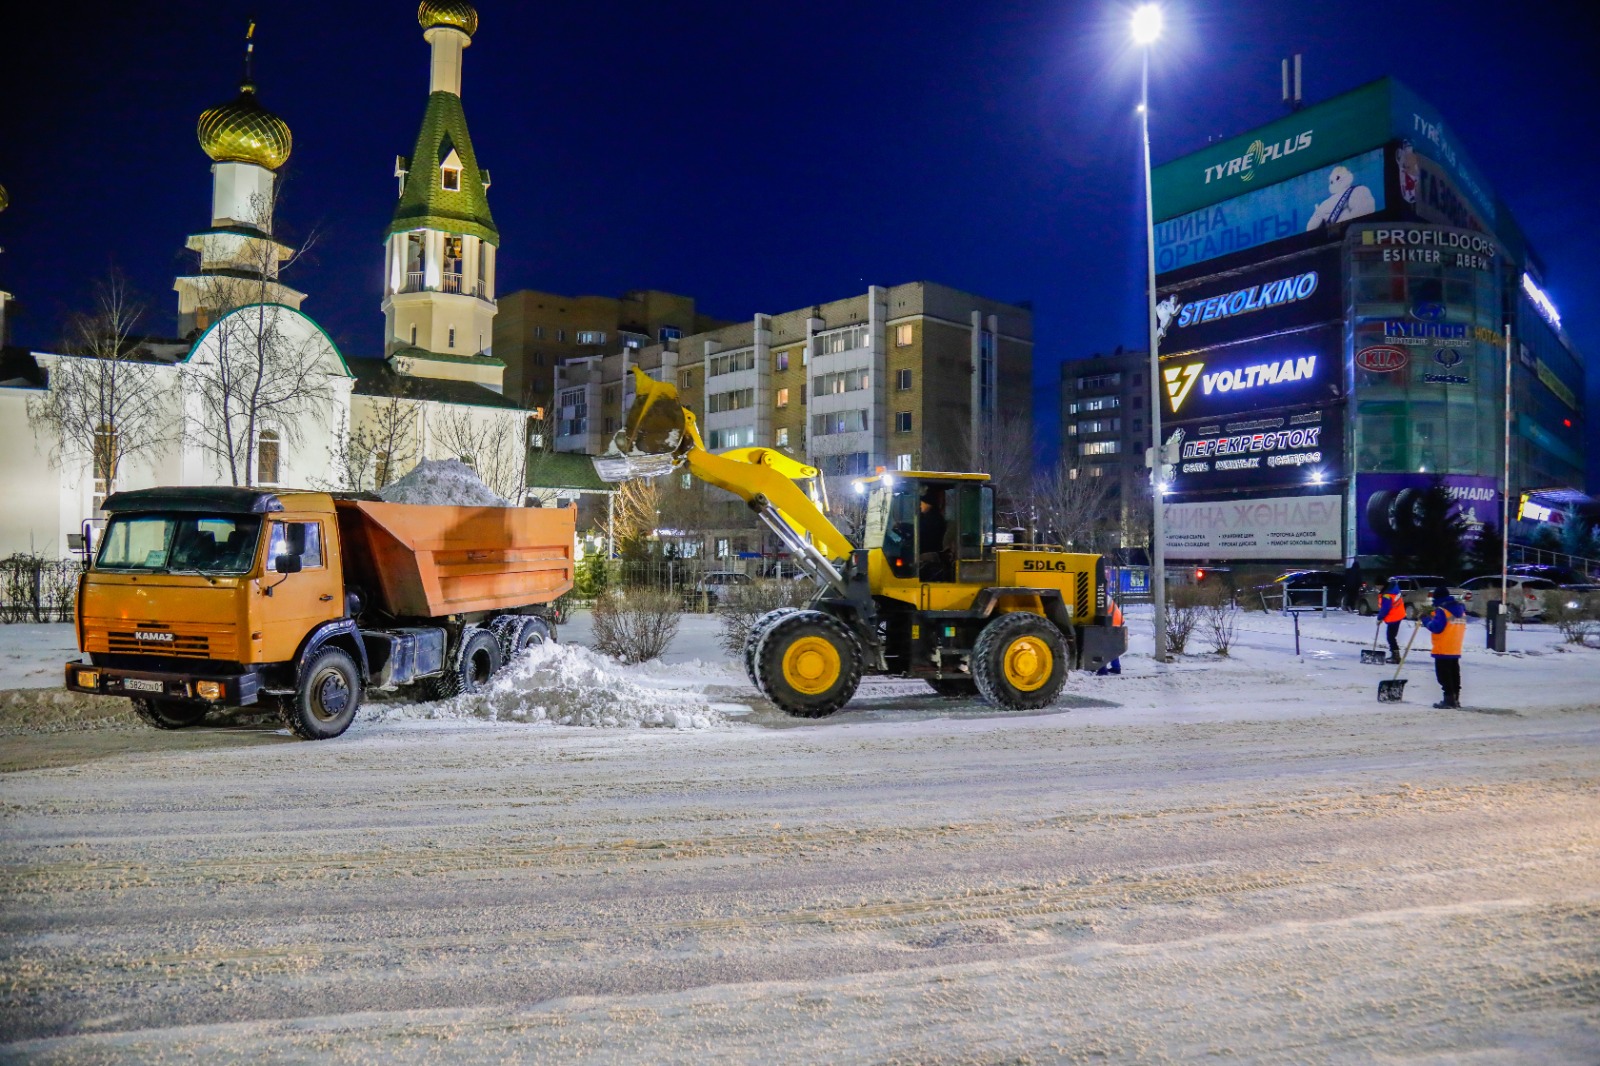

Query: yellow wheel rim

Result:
[782,635,841,696]
[1003,635,1053,692]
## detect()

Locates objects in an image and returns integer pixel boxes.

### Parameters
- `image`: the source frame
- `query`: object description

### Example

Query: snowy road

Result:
[2,611,1598,1062]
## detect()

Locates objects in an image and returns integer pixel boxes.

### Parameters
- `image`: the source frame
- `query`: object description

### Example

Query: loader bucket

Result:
[592,368,689,483]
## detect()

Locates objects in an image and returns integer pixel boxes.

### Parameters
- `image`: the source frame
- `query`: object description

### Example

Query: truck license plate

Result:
[124,678,164,693]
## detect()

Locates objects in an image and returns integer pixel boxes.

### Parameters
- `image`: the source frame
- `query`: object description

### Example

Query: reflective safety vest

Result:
[1110,601,1125,627]
[1428,608,1466,657]
[1379,592,1405,623]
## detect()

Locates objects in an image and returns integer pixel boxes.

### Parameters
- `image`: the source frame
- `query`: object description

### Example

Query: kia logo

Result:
[135,631,175,642]
[1410,302,1446,322]
[1433,347,1464,368]
[1356,345,1409,373]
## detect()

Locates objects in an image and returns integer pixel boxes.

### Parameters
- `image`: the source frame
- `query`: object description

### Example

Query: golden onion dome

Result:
[0,184,8,213]
[418,0,478,37]
[197,83,292,170]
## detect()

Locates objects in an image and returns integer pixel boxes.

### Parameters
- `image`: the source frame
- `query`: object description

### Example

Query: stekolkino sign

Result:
[1156,248,1341,352]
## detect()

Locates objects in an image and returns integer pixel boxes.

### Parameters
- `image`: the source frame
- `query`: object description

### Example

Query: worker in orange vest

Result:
[1378,579,1406,663]
[1096,599,1125,676]
[1420,585,1467,709]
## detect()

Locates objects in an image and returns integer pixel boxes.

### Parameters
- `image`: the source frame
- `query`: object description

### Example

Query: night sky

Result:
[3,1,1596,487]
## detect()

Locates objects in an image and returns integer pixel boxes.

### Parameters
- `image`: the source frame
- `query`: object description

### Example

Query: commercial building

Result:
[552,281,1033,478]
[1148,77,1586,568]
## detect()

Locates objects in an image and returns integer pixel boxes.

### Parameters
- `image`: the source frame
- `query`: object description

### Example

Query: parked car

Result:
[686,570,751,609]
[1456,575,1559,621]
[1356,575,1448,618]
[1509,563,1590,586]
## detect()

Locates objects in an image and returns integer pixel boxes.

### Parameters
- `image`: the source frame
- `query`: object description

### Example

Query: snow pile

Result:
[377,458,509,507]
[379,641,723,729]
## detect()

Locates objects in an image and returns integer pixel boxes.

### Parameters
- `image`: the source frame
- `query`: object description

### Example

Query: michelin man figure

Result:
[1306,165,1376,230]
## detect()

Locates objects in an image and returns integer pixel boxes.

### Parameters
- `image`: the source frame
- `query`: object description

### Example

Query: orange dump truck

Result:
[65,487,575,739]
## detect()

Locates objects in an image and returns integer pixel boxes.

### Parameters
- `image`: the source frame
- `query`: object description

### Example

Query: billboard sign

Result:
[1156,150,1385,273]
[1164,494,1343,561]
[1156,247,1341,352]
[1160,323,1342,421]
[1390,81,1496,224]
[1355,474,1499,555]
[1356,345,1409,373]
[1152,80,1392,221]
[1351,224,1497,272]
[1170,407,1344,493]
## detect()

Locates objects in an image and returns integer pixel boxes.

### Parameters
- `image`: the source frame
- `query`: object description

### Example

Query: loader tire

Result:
[972,612,1067,711]
[422,628,501,702]
[928,677,978,699]
[756,610,862,718]
[279,647,362,740]
[744,607,803,691]
[129,697,208,730]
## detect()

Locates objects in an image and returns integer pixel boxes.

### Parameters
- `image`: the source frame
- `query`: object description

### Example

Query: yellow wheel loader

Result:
[600,368,1128,717]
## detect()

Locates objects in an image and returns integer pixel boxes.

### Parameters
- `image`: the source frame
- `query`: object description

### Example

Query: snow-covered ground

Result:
[2,606,1597,1062]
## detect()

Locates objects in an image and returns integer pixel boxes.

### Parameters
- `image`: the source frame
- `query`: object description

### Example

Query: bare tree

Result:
[332,375,421,491]
[181,194,331,486]
[431,405,531,503]
[27,271,173,500]
[960,417,1036,529]
[609,476,662,558]
[1121,487,1153,551]
[1032,456,1115,552]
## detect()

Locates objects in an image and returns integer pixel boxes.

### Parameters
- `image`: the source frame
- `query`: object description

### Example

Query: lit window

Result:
[577,331,606,345]
[660,326,682,343]
[257,429,281,485]
[895,323,913,347]
[895,453,912,471]
[441,166,461,191]
[776,388,789,408]
[776,428,789,447]
[896,368,912,390]
[895,412,912,433]
[775,351,789,372]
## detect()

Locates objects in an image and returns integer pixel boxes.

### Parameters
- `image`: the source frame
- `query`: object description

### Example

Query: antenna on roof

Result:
[1281,55,1303,111]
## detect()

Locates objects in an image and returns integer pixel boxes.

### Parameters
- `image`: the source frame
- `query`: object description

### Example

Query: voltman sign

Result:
[1160,324,1342,421]
[1163,494,1343,562]
[1156,248,1341,352]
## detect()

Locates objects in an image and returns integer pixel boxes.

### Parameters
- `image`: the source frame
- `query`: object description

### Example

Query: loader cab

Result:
[860,472,996,592]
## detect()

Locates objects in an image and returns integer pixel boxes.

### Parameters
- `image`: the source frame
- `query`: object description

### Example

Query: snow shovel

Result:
[1360,617,1388,665]
[1377,623,1421,703]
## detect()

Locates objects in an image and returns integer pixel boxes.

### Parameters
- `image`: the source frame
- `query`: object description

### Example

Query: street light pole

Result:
[1134,7,1167,662]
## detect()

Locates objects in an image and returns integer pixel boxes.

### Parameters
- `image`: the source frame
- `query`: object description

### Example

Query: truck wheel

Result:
[279,647,362,740]
[928,678,978,699]
[424,628,501,701]
[757,610,862,718]
[744,607,803,691]
[972,613,1067,711]
[506,616,552,660]
[129,697,208,730]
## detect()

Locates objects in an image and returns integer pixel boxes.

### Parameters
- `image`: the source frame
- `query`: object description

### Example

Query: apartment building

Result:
[494,289,730,414]
[1059,346,1156,541]
[554,282,1033,480]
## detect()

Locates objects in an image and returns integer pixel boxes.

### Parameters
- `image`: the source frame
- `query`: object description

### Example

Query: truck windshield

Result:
[97,514,264,575]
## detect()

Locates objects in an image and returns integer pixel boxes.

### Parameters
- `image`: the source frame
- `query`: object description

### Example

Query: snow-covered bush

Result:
[1160,584,1206,655]
[1201,587,1238,656]
[1544,592,1600,646]
[591,587,681,663]
[717,578,815,655]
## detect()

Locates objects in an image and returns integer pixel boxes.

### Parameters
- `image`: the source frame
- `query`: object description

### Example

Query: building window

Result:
[896,368,912,390]
[707,387,755,414]
[577,331,606,345]
[409,325,417,346]
[441,165,461,191]
[557,329,566,343]
[1077,373,1121,391]
[895,453,912,471]
[895,412,912,433]
[660,326,682,343]
[716,538,730,559]
[679,369,694,389]
[1132,373,1143,386]
[707,427,756,450]
[448,327,456,349]
[775,351,789,372]
[604,417,617,434]
[257,429,281,485]
[817,324,870,355]
[1080,440,1120,456]
[1132,417,1142,431]
[534,325,545,339]
[1067,425,1078,436]
[812,410,869,436]
[1078,418,1121,435]
[813,369,869,396]
[895,323,913,347]
[776,387,789,408]
[603,386,617,405]
[776,427,789,447]
[818,452,872,476]
[709,349,756,377]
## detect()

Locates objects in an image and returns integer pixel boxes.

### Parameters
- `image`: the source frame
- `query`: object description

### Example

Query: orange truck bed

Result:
[334,500,575,619]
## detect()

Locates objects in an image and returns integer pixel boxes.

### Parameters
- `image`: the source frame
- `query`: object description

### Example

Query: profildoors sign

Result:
[1156,248,1341,352]
[1163,494,1343,561]
[1155,150,1384,273]
[1160,324,1342,421]
[1351,224,1498,272]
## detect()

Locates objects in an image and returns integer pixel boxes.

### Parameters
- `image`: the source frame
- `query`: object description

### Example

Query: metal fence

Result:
[1,556,85,624]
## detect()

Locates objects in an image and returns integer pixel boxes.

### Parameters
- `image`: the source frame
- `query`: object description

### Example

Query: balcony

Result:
[397,271,493,303]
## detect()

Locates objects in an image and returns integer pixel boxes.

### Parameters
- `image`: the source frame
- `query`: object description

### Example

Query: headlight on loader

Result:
[76,669,100,689]
[195,681,225,701]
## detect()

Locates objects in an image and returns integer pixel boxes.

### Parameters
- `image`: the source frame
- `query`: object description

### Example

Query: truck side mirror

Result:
[275,553,303,575]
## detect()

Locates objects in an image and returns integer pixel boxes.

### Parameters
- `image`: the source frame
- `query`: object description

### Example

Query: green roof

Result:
[529,451,613,492]
[387,92,499,244]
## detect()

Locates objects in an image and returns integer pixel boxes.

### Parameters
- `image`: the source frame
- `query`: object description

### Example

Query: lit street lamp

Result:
[1134,2,1168,661]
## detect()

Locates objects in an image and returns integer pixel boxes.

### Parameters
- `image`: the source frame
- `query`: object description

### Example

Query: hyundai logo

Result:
[135,631,175,642]
[1433,347,1464,368]
[1410,301,1446,322]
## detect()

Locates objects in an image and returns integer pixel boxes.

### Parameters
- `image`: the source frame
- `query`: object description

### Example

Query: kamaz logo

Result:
[1020,559,1067,573]
[135,631,175,642]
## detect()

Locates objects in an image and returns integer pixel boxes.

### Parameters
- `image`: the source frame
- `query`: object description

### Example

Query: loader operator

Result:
[1379,579,1406,663]
[917,488,952,581]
